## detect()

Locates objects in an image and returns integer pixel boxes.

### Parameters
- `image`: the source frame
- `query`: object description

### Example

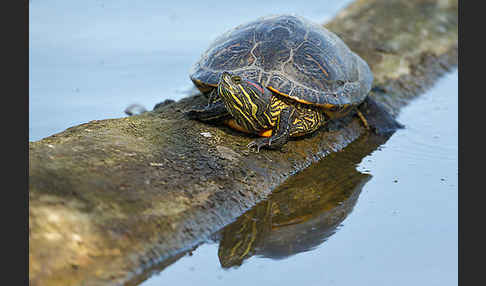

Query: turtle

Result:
[186,14,375,151]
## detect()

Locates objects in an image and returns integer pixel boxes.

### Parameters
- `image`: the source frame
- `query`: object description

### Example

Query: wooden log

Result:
[29,0,458,285]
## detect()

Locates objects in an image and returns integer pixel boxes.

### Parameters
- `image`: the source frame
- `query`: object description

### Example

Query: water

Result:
[29,1,458,285]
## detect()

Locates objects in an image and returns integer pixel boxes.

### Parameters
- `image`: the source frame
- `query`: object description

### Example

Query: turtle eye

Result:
[232,76,242,84]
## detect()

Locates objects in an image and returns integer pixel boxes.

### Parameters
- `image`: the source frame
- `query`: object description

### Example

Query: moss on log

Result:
[29,0,458,285]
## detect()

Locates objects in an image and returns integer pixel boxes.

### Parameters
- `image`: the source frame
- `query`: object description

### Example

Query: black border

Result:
[5,0,29,285]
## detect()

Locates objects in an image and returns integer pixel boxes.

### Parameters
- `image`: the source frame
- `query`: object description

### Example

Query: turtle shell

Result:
[190,14,373,108]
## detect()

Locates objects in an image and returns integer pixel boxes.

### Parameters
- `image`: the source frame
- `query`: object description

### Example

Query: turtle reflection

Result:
[217,133,390,268]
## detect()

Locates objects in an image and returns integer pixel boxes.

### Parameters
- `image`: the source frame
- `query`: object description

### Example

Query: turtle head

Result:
[217,72,272,133]
[219,72,243,95]
[218,72,268,103]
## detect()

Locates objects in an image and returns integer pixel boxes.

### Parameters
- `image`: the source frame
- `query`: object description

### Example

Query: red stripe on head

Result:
[245,80,264,94]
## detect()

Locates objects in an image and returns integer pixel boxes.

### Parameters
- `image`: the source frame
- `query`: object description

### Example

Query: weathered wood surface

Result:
[29,0,458,285]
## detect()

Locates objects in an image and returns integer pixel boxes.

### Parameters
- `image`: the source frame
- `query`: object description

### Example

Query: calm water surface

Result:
[29,1,457,285]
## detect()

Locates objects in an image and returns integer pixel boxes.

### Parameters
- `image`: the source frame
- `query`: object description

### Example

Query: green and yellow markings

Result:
[238,84,259,119]
[219,85,254,129]
[228,214,258,260]
[240,84,273,127]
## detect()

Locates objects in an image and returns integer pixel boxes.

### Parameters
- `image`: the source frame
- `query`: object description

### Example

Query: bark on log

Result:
[29,0,458,285]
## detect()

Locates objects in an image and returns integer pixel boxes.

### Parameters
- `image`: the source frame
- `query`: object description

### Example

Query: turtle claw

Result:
[247,138,273,152]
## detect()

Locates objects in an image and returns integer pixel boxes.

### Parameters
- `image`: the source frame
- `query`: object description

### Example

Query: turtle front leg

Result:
[207,88,222,106]
[185,100,231,123]
[247,108,294,152]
